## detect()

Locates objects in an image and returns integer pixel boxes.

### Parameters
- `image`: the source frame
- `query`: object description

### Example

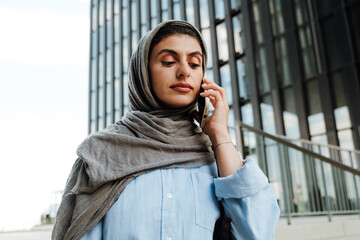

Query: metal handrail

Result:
[275,134,360,155]
[236,121,360,176]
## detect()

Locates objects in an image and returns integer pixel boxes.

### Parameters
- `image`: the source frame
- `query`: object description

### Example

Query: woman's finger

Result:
[200,90,224,106]
[202,78,228,104]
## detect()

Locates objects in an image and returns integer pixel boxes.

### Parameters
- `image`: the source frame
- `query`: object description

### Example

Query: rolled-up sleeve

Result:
[214,158,280,240]
[214,158,269,199]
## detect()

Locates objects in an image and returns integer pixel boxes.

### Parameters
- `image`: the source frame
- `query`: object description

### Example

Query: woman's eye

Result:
[189,63,200,68]
[161,61,175,66]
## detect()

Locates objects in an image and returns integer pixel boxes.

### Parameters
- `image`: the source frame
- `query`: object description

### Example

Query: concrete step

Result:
[275,215,360,240]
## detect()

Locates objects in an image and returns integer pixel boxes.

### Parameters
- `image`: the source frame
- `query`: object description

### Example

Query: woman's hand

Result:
[194,77,231,145]
[193,77,244,177]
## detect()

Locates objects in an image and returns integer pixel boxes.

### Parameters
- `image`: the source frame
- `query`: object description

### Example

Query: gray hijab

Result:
[52,20,215,240]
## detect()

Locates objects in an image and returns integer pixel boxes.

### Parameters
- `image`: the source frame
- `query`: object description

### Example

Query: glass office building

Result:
[88,0,360,216]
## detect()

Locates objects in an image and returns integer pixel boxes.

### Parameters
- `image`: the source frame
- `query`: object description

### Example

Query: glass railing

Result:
[233,122,360,224]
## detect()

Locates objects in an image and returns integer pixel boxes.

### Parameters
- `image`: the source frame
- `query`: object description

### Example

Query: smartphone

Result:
[198,79,210,128]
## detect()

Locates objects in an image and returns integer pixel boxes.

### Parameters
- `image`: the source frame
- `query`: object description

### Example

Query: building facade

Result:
[88,0,360,216]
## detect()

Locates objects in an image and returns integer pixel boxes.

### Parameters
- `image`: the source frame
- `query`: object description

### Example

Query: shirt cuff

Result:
[214,157,269,199]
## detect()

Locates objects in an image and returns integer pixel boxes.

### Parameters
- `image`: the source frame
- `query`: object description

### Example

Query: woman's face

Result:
[149,34,204,108]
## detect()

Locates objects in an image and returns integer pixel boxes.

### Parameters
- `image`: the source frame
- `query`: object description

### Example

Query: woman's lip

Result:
[171,86,192,92]
[170,83,193,92]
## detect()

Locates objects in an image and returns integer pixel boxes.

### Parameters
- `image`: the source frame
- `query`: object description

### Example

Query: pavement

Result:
[275,214,360,240]
[0,224,53,240]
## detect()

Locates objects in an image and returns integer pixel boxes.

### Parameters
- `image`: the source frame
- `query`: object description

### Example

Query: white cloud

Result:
[0,6,89,67]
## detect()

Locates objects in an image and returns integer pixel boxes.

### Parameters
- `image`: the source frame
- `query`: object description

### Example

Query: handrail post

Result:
[320,160,332,222]
[349,151,360,218]
[279,143,292,225]
[235,121,244,158]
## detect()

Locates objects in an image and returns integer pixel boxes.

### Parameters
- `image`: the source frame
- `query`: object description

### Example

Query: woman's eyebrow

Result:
[156,49,203,58]
[156,49,178,57]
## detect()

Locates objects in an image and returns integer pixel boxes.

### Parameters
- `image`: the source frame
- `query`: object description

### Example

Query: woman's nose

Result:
[176,62,190,79]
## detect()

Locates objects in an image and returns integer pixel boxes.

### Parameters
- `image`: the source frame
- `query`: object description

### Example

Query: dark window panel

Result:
[99,0,105,26]
[98,54,105,87]
[298,26,316,79]
[92,31,97,57]
[106,113,112,125]
[114,78,121,110]
[214,0,225,20]
[186,0,195,24]
[98,87,104,117]
[114,14,120,43]
[131,31,137,53]
[306,80,326,136]
[347,3,360,61]
[122,0,127,7]
[114,0,120,14]
[99,27,105,53]
[123,73,129,106]
[230,0,241,10]
[199,0,210,28]
[173,2,181,20]
[294,0,309,26]
[122,7,128,37]
[114,44,120,77]
[141,24,147,36]
[331,71,347,109]
[334,106,352,131]
[151,0,158,17]
[201,28,213,68]
[115,109,121,121]
[206,68,214,84]
[122,37,129,70]
[282,88,300,138]
[228,108,235,127]
[161,0,168,9]
[131,1,137,31]
[321,17,341,70]
[162,10,169,21]
[141,0,147,24]
[216,22,229,61]
[232,14,245,54]
[220,64,233,105]
[106,49,112,83]
[151,17,157,29]
[92,59,97,90]
[306,79,322,115]
[256,47,270,93]
[91,91,97,120]
[106,82,112,113]
[90,120,96,133]
[106,20,112,48]
[237,58,249,99]
[251,0,264,44]
[241,103,254,126]
[274,37,291,86]
[316,0,338,17]
[98,117,104,130]
[269,0,285,35]
[92,7,98,31]
[260,94,276,134]
[106,0,112,20]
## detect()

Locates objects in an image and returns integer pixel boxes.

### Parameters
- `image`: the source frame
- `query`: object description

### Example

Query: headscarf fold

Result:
[52,20,214,240]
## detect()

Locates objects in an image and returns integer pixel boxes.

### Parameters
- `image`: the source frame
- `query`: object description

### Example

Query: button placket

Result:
[161,169,176,240]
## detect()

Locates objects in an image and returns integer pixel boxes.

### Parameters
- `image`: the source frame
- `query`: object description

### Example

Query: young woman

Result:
[52,20,280,240]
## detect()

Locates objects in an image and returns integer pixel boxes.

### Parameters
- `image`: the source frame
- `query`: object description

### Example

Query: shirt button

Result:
[167,237,172,240]
[167,193,173,199]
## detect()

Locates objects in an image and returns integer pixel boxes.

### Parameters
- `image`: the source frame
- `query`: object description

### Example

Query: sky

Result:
[0,0,90,231]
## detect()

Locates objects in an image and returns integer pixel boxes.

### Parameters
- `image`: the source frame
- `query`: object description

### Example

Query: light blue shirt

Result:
[81,158,280,240]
